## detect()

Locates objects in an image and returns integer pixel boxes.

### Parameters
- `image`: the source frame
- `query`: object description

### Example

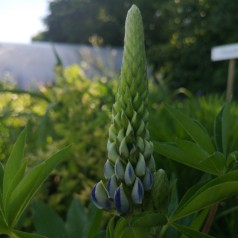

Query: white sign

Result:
[211,43,238,61]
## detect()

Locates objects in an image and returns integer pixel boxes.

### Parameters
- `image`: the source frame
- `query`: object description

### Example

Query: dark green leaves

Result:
[171,171,238,221]
[166,105,215,154]
[32,199,103,238]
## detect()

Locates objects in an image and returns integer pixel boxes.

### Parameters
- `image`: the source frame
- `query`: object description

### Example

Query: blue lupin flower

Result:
[114,184,130,215]
[143,168,153,191]
[124,162,136,186]
[107,175,118,198]
[131,177,144,204]
[104,160,114,179]
[91,181,112,210]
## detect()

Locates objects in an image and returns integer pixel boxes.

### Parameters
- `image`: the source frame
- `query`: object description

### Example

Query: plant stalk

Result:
[202,203,219,234]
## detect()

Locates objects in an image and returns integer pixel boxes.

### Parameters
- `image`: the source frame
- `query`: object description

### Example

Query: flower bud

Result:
[144,140,153,159]
[119,137,129,158]
[108,125,117,141]
[131,177,144,204]
[147,155,156,172]
[124,162,136,186]
[137,120,145,136]
[115,159,125,180]
[135,153,146,176]
[108,141,119,162]
[136,137,144,152]
[91,181,111,210]
[114,184,130,215]
[143,168,153,191]
[104,160,114,179]
[107,175,118,198]
[152,169,169,211]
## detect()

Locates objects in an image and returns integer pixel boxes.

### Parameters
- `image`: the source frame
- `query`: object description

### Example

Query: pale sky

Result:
[0,0,48,44]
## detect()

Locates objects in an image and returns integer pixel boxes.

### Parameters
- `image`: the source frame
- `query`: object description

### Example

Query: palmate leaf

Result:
[154,142,220,176]
[172,223,215,238]
[5,145,70,227]
[65,198,87,238]
[166,105,215,154]
[3,129,27,209]
[171,170,238,221]
[32,200,68,238]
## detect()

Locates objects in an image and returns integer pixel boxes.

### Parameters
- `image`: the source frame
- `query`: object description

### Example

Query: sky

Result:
[0,0,48,44]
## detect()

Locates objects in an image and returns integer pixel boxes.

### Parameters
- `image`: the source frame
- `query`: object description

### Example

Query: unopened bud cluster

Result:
[91,5,167,216]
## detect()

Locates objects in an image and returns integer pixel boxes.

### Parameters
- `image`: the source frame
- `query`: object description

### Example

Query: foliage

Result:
[0,129,69,238]
[32,198,103,238]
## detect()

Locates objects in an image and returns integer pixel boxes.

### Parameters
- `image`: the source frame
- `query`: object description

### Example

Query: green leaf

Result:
[114,217,127,238]
[214,103,231,157]
[131,212,167,227]
[199,152,226,175]
[177,139,209,160]
[86,203,103,238]
[154,142,219,176]
[172,223,215,238]
[66,198,87,238]
[171,171,238,221]
[3,129,27,207]
[166,105,215,153]
[106,217,116,238]
[120,227,152,238]
[32,200,68,238]
[12,229,48,238]
[180,209,210,238]
[6,145,70,226]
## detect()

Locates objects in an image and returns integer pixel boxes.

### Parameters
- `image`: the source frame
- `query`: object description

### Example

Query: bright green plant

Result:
[0,128,69,238]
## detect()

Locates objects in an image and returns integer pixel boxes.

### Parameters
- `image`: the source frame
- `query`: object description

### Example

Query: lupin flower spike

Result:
[91,4,168,216]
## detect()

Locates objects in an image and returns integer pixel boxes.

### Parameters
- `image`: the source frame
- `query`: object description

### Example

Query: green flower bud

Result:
[108,141,119,162]
[119,137,129,158]
[104,160,114,179]
[152,169,169,211]
[115,159,125,180]
[135,153,146,176]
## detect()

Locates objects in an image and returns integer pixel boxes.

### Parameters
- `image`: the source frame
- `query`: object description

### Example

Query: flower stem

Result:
[202,203,219,234]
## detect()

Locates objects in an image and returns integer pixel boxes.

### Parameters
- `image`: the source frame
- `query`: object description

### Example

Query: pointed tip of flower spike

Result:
[114,184,130,215]
[135,153,146,176]
[131,177,144,204]
[107,175,118,198]
[124,162,136,186]
[115,159,125,180]
[143,168,153,191]
[104,160,115,179]
[91,181,112,210]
